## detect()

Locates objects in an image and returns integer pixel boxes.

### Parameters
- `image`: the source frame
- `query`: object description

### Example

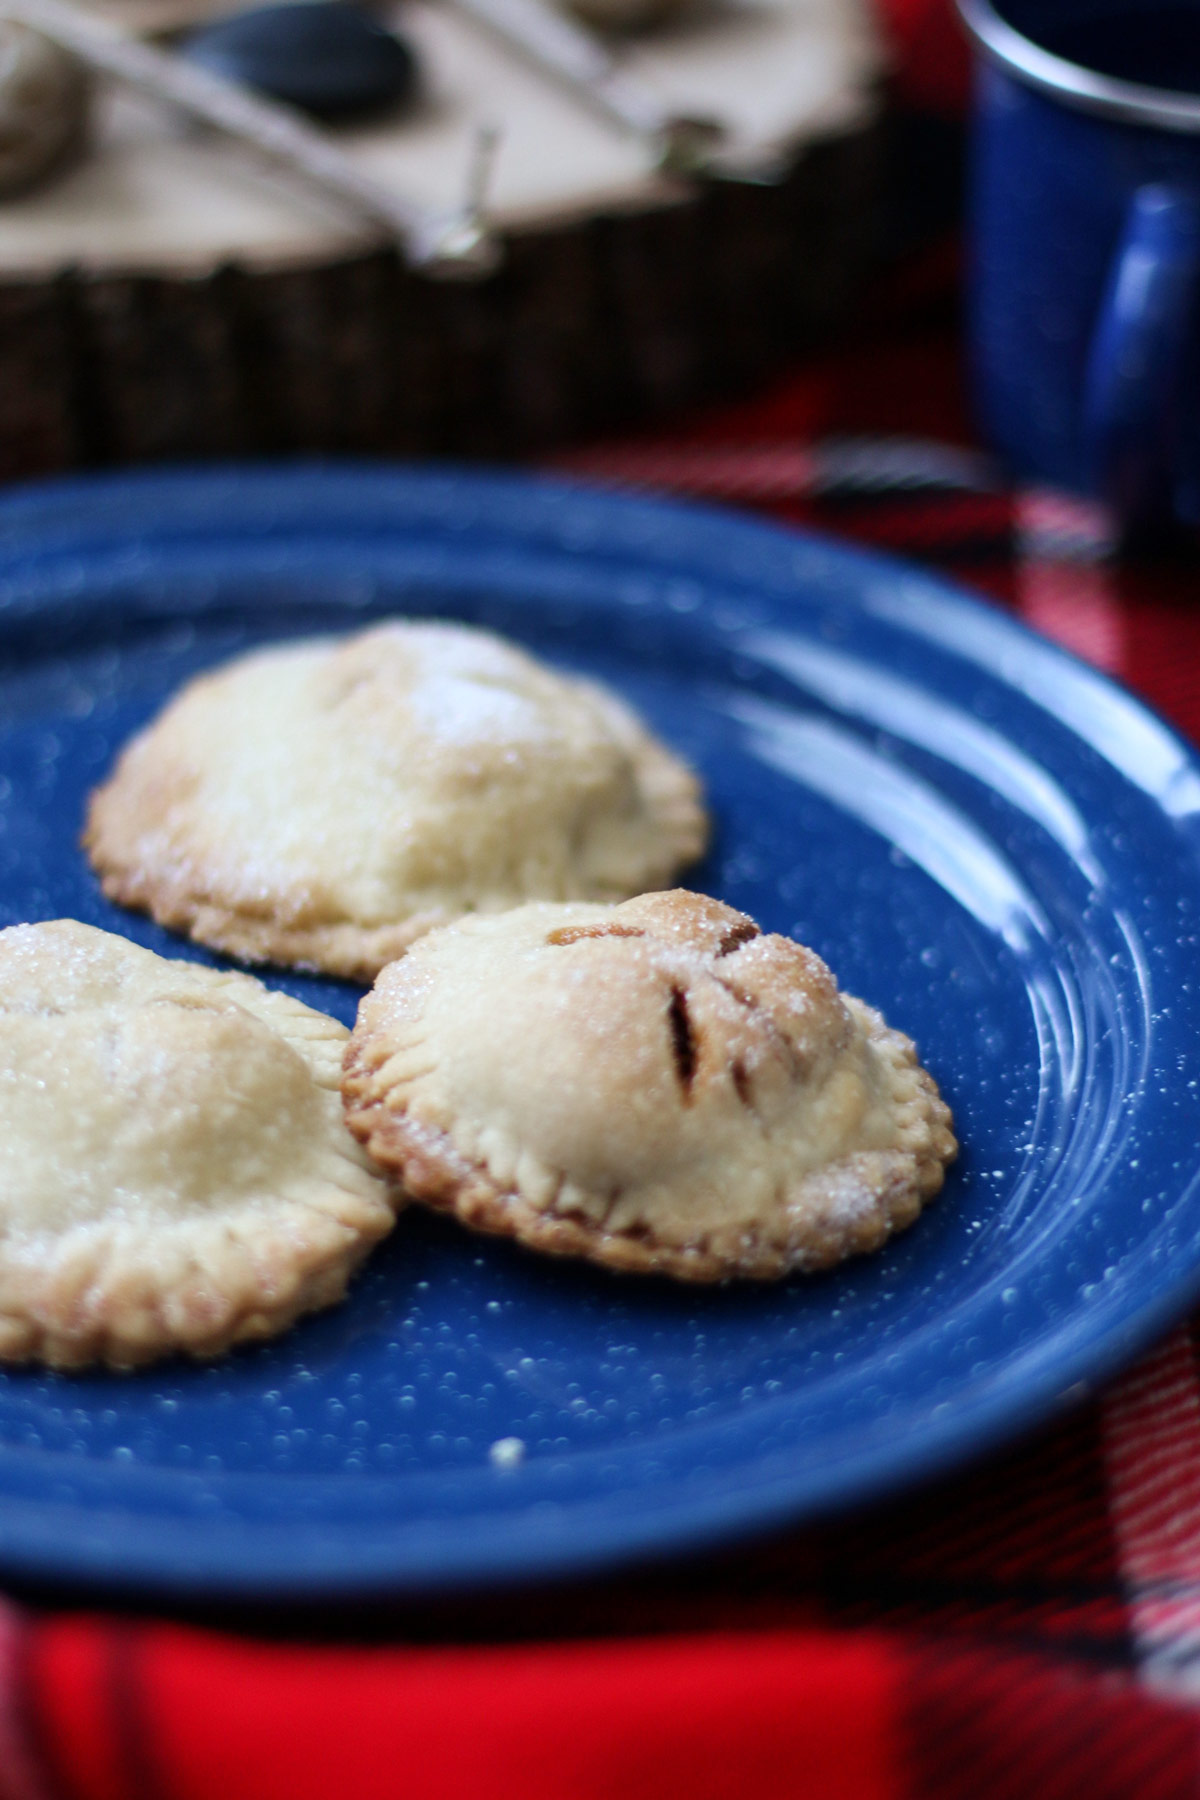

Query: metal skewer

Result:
[0,0,502,276]
[442,0,730,176]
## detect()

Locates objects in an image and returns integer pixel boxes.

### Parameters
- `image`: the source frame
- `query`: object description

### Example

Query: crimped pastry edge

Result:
[82,863,451,983]
[0,1208,387,1372]
[82,665,710,982]
[341,997,957,1284]
[0,921,400,1369]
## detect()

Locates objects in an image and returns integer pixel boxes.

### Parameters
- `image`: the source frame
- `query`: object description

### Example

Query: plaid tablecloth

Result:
[8,0,1200,1755]
[3,265,1200,1800]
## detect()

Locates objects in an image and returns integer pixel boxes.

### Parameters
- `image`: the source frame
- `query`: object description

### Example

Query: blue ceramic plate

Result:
[1,464,1199,1600]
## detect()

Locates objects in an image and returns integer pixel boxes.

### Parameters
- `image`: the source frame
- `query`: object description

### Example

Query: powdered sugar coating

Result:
[344,891,958,1281]
[0,920,397,1370]
[84,620,708,980]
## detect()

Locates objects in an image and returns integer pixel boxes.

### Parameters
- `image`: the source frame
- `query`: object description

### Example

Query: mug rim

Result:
[956,0,1200,134]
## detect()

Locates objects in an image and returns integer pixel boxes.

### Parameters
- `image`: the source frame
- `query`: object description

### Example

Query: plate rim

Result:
[1,457,1199,1601]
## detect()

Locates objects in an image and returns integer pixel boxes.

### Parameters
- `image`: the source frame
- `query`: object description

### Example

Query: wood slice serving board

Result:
[0,0,884,474]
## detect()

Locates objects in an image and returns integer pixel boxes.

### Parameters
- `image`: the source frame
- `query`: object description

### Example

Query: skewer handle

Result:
[444,0,724,172]
[0,0,501,275]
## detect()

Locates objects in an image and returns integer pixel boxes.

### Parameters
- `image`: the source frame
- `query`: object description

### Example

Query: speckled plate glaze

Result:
[1,464,1199,1600]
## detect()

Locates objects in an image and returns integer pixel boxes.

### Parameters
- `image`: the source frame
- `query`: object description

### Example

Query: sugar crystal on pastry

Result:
[342,890,958,1282]
[84,620,708,981]
[0,919,397,1369]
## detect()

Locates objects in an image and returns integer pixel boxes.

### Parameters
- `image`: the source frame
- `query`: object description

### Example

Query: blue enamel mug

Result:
[957,0,1200,527]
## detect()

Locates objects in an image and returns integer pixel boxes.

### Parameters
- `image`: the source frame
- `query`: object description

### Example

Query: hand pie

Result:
[0,920,397,1369]
[342,890,957,1282]
[84,621,708,981]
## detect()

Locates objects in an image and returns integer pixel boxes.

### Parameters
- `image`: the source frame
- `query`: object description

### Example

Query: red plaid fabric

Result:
[7,167,1200,1800]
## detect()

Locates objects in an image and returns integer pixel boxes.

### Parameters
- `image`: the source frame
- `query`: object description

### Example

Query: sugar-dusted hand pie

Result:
[0,920,397,1369]
[343,890,957,1282]
[84,621,708,981]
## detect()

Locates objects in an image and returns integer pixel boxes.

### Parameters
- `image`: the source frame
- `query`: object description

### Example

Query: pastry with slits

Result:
[342,889,957,1281]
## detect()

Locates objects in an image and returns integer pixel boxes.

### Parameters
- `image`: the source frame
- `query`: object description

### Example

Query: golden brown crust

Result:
[80,878,442,986]
[0,919,399,1369]
[342,892,957,1282]
[84,622,708,980]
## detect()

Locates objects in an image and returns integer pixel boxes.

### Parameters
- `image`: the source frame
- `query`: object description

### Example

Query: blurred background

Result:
[0,0,965,471]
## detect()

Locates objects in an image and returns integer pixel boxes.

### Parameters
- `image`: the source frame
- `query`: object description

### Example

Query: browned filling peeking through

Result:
[667,985,697,1098]
[546,924,648,946]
